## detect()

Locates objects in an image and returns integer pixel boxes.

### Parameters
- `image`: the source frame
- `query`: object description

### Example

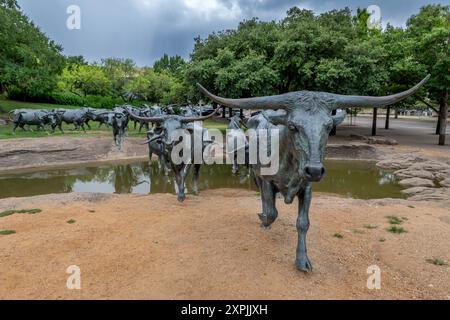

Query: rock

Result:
[367,137,398,146]
[350,134,368,141]
[408,161,450,173]
[433,169,450,182]
[394,169,435,181]
[401,187,434,196]
[439,179,450,188]
[399,178,435,188]
[377,155,420,170]
[408,188,450,202]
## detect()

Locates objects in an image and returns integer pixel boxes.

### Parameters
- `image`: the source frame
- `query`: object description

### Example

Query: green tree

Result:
[406,4,449,145]
[153,54,186,77]
[59,64,111,97]
[0,4,65,98]
[101,58,137,100]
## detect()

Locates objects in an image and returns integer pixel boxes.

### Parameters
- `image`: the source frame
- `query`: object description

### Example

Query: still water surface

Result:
[0,160,403,200]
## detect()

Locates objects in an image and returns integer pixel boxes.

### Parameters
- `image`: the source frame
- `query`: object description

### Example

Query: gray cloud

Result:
[17,0,449,66]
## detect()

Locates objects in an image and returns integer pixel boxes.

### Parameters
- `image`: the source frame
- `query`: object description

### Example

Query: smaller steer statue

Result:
[127,107,219,202]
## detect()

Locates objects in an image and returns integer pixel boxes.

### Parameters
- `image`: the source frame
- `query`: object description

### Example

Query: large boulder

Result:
[399,177,435,188]
[401,187,434,197]
[408,188,450,202]
[394,169,435,181]
[376,155,424,170]
[408,161,450,173]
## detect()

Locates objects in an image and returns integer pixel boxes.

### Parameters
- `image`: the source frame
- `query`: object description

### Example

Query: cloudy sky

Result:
[17,0,449,66]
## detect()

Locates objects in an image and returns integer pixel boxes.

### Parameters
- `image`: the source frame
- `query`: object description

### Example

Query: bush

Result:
[47,91,86,106]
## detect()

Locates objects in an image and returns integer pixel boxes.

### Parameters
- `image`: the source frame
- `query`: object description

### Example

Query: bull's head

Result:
[197,75,430,182]
[126,106,219,149]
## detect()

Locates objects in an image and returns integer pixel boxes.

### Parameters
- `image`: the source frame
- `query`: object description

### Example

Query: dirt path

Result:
[0,190,448,300]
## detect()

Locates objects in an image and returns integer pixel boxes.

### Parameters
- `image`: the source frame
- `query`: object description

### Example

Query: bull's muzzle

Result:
[304,164,326,182]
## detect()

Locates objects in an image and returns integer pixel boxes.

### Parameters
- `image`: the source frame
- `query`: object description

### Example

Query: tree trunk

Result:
[438,92,448,146]
[385,107,391,130]
[330,109,337,136]
[229,107,233,118]
[436,117,441,135]
[372,108,378,136]
[221,106,226,118]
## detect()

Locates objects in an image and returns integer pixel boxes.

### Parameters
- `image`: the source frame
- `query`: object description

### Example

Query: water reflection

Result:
[0,160,404,200]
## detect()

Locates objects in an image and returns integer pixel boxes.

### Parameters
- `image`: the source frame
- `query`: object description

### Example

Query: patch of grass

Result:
[386,215,405,225]
[88,210,96,213]
[352,229,365,234]
[386,226,407,234]
[67,219,76,224]
[333,233,344,239]
[364,224,378,229]
[0,230,16,235]
[379,238,386,242]
[0,208,42,218]
[407,205,415,209]
[426,258,448,266]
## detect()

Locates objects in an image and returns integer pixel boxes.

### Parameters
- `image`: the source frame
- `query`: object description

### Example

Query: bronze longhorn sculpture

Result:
[198,75,430,272]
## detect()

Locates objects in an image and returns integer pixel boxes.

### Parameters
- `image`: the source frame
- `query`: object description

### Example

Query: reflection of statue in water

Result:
[113,164,147,194]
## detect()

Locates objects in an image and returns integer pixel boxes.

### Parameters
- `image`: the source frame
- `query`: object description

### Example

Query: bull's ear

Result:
[332,109,347,126]
[262,110,288,126]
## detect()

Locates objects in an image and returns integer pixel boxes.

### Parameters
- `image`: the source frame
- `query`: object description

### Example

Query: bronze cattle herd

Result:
[7,76,429,272]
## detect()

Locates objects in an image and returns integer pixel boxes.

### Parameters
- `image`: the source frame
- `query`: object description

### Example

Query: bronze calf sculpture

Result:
[198,75,430,272]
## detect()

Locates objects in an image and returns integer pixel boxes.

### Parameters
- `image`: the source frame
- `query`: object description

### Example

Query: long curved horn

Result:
[125,107,168,124]
[181,106,221,123]
[197,83,291,110]
[141,134,163,145]
[330,75,430,109]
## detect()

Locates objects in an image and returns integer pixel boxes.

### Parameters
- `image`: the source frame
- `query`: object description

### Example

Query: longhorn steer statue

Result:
[198,75,430,272]
[112,112,128,151]
[53,108,91,132]
[9,109,60,134]
[227,114,248,175]
[127,107,219,202]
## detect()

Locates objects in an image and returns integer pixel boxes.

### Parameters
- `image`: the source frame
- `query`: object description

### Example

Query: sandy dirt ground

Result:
[0,190,449,300]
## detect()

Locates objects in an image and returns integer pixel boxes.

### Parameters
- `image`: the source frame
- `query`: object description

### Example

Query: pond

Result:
[0,160,404,200]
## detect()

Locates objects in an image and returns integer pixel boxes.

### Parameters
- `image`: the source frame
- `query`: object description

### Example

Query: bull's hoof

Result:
[177,195,186,203]
[258,213,277,228]
[295,257,313,273]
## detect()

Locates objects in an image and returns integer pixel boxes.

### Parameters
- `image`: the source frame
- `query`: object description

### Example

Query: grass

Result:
[426,258,448,266]
[0,230,16,235]
[364,224,378,229]
[0,208,42,218]
[386,215,405,225]
[67,219,76,224]
[88,210,96,213]
[379,238,386,242]
[387,226,407,234]
[333,233,344,239]
[407,205,415,209]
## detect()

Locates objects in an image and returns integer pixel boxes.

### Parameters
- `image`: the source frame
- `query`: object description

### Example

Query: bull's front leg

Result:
[295,183,313,273]
[257,177,278,228]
